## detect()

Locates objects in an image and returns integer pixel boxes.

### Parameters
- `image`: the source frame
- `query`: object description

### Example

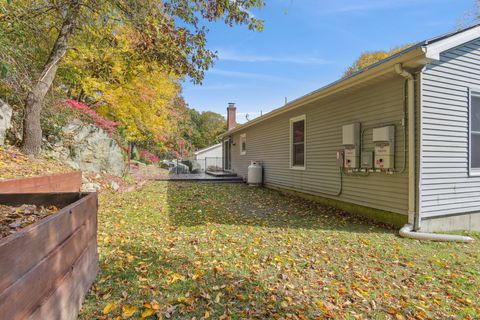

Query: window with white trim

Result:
[290,115,306,168]
[471,91,480,175]
[240,134,246,155]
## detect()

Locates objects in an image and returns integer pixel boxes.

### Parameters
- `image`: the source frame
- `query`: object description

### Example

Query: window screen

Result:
[240,134,246,155]
[292,119,305,167]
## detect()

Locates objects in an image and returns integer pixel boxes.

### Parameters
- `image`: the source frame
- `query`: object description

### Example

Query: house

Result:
[194,143,223,171]
[221,24,480,233]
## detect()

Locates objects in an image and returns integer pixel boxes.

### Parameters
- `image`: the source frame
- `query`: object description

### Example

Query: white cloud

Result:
[217,48,330,65]
[208,68,289,82]
[305,0,447,15]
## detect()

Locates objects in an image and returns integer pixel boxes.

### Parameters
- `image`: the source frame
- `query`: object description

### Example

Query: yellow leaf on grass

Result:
[150,300,160,310]
[122,305,138,318]
[214,265,224,274]
[169,273,185,284]
[192,271,203,280]
[141,308,155,319]
[103,302,117,314]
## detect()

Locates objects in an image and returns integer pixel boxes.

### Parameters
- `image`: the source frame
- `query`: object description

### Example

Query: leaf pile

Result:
[0,146,73,180]
[0,204,59,239]
[80,182,480,319]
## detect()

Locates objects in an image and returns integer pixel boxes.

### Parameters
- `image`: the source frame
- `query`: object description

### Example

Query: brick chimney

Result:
[227,102,236,130]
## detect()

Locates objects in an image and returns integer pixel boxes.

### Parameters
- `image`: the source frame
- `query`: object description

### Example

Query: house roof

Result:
[194,143,222,155]
[222,24,480,137]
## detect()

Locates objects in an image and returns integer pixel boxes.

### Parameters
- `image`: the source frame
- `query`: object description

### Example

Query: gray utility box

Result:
[342,123,360,169]
[373,126,395,169]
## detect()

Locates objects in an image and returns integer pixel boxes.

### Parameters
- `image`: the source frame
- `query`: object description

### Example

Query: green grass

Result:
[79,182,480,319]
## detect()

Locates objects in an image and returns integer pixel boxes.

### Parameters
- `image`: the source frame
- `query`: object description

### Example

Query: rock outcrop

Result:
[45,120,125,176]
[0,99,13,145]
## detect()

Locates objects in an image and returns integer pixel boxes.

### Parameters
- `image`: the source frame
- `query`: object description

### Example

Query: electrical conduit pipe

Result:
[394,64,474,243]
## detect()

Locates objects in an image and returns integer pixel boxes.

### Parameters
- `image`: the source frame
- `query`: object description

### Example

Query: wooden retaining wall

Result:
[0,192,98,320]
[0,171,82,194]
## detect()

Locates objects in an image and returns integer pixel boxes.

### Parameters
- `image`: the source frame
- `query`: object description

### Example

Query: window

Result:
[470,91,480,175]
[290,115,306,169]
[240,134,246,155]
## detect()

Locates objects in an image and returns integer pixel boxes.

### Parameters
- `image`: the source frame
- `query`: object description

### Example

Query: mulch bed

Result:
[0,204,59,239]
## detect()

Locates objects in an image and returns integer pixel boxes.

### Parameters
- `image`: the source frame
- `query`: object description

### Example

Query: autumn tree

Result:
[184,108,226,150]
[343,44,413,77]
[1,0,265,156]
[60,24,182,150]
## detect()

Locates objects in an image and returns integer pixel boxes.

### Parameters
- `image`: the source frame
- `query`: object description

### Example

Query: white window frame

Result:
[469,88,480,176]
[240,133,247,155]
[289,115,306,170]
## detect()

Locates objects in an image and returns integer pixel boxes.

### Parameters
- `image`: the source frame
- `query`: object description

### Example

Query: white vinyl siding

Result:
[420,38,480,218]
[229,75,409,215]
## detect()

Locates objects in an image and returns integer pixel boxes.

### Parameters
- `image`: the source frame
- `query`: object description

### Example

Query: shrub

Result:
[65,99,119,135]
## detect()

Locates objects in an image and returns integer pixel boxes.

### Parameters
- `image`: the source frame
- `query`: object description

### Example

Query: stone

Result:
[0,99,13,145]
[46,120,125,176]
[110,181,120,191]
[81,173,90,184]
[81,182,101,192]
[169,162,189,174]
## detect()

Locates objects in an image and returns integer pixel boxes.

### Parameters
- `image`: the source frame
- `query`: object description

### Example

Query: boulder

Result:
[46,120,125,176]
[169,162,190,174]
[81,182,101,192]
[0,99,13,145]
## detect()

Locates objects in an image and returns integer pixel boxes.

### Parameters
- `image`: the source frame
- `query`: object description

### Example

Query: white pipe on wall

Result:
[394,64,416,226]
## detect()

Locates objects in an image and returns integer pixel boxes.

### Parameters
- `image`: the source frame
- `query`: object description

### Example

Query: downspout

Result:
[394,64,416,226]
[394,64,474,243]
[399,224,474,242]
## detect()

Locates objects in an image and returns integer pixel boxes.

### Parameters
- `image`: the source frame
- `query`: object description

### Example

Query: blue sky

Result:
[183,0,476,123]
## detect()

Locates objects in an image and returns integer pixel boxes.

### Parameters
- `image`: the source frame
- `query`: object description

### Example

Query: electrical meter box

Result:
[342,123,360,169]
[373,126,395,170]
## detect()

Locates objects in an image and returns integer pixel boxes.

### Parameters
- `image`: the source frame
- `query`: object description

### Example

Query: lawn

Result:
[79,182,480,320]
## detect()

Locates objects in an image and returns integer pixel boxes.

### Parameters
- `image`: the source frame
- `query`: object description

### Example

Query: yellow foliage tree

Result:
[343,44,413,77]
[62,24,185,151]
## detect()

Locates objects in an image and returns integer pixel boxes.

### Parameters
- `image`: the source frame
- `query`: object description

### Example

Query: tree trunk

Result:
[21,1,81,156]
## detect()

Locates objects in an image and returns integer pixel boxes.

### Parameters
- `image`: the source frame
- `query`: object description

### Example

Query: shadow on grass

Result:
[165,181,395,235]
[86,243,312,319]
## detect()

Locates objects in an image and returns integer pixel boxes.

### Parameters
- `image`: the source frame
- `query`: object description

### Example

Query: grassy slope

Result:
[0,146,73,180]
[80,182,479,320]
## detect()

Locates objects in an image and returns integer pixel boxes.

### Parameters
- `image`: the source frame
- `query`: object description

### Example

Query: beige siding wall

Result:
[420,38,480,218]
[229,75,409,215]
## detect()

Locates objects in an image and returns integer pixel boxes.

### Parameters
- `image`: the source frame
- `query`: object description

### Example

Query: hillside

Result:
[0,146,73,180]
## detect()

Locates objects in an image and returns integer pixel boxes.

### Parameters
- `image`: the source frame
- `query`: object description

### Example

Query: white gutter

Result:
[395,64,474,243]
[399,224,474,242]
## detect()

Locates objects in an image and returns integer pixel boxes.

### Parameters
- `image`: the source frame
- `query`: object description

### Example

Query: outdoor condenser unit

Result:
[342,123,360,169]
[373,126,395,170]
